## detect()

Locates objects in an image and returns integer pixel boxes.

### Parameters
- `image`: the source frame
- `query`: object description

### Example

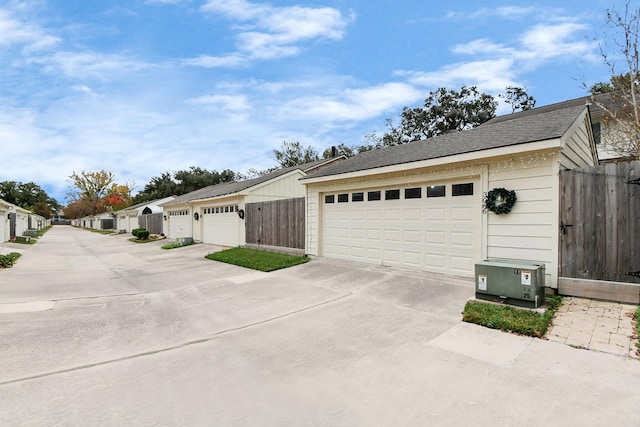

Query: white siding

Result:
[244,171,306,204]
[0,209,6,242]
[486,152,559,287]
[307,148,569,287]
[560,112,598,169]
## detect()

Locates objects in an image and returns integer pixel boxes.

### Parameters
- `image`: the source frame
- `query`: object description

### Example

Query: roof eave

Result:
[302,138,563,185]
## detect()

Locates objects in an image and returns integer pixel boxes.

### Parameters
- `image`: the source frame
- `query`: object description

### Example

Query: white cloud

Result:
[183,54,245,68]
[517,22,597,62]
[0,8,60,52]
[446,6,536,20]
[400,59,516,93]
[32,51,154,81]
[193,0,352,64]
[398,17,598,95]
[278,82,423,122]
[451,39,514,56]
[187,94,251,112]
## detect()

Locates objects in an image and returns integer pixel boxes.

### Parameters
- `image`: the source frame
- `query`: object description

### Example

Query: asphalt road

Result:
[1,226,639,426]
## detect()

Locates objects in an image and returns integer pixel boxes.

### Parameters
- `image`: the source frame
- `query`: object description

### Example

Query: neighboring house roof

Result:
[117,196,175,215]
[304,103,589,180]
[163,157,344,206]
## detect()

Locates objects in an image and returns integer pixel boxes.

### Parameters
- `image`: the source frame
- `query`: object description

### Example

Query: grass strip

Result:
[462,295,563,338]
[205,247,309,272]
[161,241,194,250]
[37,226,52,237]
[0,252,21,268]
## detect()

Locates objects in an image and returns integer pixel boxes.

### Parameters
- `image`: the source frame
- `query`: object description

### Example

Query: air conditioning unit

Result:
[175,237,194,246]
[475,259,545,309]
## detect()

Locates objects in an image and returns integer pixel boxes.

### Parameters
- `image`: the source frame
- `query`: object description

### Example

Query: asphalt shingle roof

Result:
[304,103,589,180]
[163,158,339,205]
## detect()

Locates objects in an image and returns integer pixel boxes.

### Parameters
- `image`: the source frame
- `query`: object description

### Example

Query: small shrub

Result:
[132,228,145,237]
[0,252,21,268]
[137,229,150,240]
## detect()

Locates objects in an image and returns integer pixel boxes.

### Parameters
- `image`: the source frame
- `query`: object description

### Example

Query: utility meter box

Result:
[475,259,545,309]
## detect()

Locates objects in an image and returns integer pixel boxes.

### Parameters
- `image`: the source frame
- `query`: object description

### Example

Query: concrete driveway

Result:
[1,226,639,426]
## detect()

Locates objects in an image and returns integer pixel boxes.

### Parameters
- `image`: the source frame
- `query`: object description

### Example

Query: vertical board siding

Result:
[559,160,640,284]
[245,198,305,249]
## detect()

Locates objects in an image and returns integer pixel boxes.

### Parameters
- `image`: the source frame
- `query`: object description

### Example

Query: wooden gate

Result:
[138,213,163,235]
[559,160,640,284]
[245,198,305,250]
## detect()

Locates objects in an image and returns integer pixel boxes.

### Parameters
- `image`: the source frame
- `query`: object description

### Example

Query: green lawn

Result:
[205,247,309,272]
[462,296,563,338]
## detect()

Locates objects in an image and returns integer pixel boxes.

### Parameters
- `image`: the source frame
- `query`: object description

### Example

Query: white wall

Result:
[485,152,560,288]
[245,171,306,204]
[0,209,6,242]
[306,148,572,288]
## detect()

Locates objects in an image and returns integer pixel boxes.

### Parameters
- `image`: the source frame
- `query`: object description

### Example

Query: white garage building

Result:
[302,102,598,289]
[162,158,344,246]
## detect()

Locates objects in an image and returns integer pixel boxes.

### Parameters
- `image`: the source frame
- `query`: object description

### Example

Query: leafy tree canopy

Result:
[377,86,498,146]
[132,167,239,204]
[360,85,534,151]
[273,141,320,168]
[499,86,537,113]
[0,181,60,219]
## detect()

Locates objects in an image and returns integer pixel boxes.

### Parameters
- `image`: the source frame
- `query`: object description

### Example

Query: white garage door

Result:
[202,205,241,247]
[168,209,192,238]
[0,210,5,242]
[321,180,481,277]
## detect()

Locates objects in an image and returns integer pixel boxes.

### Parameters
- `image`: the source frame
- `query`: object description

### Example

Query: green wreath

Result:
[485,188,517,215]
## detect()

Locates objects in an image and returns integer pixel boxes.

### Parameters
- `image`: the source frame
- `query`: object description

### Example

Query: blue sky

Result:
[0,0,616,203]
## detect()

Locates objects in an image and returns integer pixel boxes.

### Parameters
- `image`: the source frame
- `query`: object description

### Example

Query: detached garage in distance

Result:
[302,102,598,290]
[161,158,344,249]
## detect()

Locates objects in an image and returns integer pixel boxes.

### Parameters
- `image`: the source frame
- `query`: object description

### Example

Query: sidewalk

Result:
[547,296,638,359]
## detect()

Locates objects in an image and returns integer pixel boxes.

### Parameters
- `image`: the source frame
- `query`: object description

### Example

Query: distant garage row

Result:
[161,157,345,249]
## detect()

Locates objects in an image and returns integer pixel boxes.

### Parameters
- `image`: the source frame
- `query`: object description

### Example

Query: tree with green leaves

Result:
[0,181,60,218]
[364,85,533,149]
[273,141,320,168]
[132,167,239,204]
[378,86,498,146]
[174,166,237,195]
[500,86,536,113]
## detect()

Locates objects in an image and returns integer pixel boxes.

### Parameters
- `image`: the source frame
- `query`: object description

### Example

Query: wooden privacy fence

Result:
[100,218,114,230]
[559,160,640,284]
[245,198,305,250]
[138,213,164,235]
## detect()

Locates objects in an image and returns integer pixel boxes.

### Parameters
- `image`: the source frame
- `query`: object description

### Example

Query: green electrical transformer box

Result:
[475,259,545,309]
